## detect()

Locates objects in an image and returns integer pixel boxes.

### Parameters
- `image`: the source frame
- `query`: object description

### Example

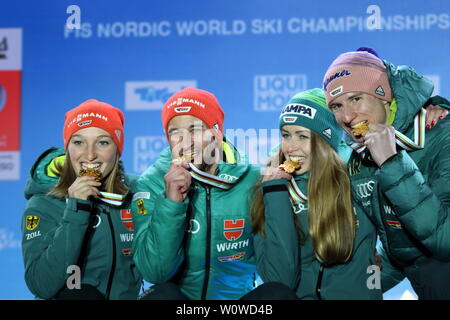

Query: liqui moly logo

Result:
[254,74,307,112]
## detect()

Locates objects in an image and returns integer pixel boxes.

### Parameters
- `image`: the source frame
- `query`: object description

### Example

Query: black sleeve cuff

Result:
[67,198,93,213]
[262,184,288,195]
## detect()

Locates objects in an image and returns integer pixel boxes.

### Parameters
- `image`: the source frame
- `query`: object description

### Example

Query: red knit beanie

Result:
[323,49,392,106]
[63,99,125,155]
[161,88,225,142]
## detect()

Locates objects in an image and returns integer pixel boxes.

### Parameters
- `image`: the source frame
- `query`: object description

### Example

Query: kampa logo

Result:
[281,104,317,119]
[125,80,197,110]
[223,219,245,241]
[120,209,134,231]
[254,74,307,112]
[355,180,375,199]
[174,106,191,113]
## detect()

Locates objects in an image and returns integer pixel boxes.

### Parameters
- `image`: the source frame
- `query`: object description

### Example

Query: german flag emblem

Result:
[26,216,40,231]
[122,248,132,256]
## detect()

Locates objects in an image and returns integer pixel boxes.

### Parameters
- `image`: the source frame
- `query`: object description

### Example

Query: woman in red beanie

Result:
[21,99,142,300]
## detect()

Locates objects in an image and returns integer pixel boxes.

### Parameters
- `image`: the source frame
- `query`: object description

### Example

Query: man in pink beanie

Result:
[323,47,450,299]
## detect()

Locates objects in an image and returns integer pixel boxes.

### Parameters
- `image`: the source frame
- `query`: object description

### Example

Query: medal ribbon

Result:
[349,108,426,153]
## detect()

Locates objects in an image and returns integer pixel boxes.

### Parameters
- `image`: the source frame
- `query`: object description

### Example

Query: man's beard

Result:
[198,148,218,174]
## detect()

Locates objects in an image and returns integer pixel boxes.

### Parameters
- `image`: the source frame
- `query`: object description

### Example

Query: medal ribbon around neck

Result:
[349,108,426,153]
[188,163,236,190]
[98,191,125,206]
[287,177,308,203]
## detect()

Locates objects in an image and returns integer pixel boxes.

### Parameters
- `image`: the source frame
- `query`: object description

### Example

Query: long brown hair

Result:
[49,152,128,198]
[251,132,355,266]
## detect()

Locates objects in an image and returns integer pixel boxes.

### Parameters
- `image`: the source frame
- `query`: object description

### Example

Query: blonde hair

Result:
[49,152,128,198]
[251,132,355,266]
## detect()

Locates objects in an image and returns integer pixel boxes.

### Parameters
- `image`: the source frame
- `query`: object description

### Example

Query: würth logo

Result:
[223,219,245,241]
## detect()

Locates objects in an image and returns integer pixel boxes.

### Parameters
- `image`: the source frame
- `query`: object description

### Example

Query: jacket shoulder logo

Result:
[26,216,40,231]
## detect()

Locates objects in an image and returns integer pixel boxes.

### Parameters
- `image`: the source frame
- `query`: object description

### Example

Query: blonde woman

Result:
[251,88,381,299]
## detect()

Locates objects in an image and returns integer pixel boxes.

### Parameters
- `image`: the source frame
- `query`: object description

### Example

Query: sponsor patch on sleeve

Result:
[132,192,150,202]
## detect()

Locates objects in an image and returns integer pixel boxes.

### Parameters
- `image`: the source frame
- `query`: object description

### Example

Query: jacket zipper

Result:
[105,206,117,300]
[316,264,324,300]
[201,186,212,300]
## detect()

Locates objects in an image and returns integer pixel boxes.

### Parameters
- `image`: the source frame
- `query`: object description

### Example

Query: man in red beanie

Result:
[323,47,450,299]
[132,88,262,300]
